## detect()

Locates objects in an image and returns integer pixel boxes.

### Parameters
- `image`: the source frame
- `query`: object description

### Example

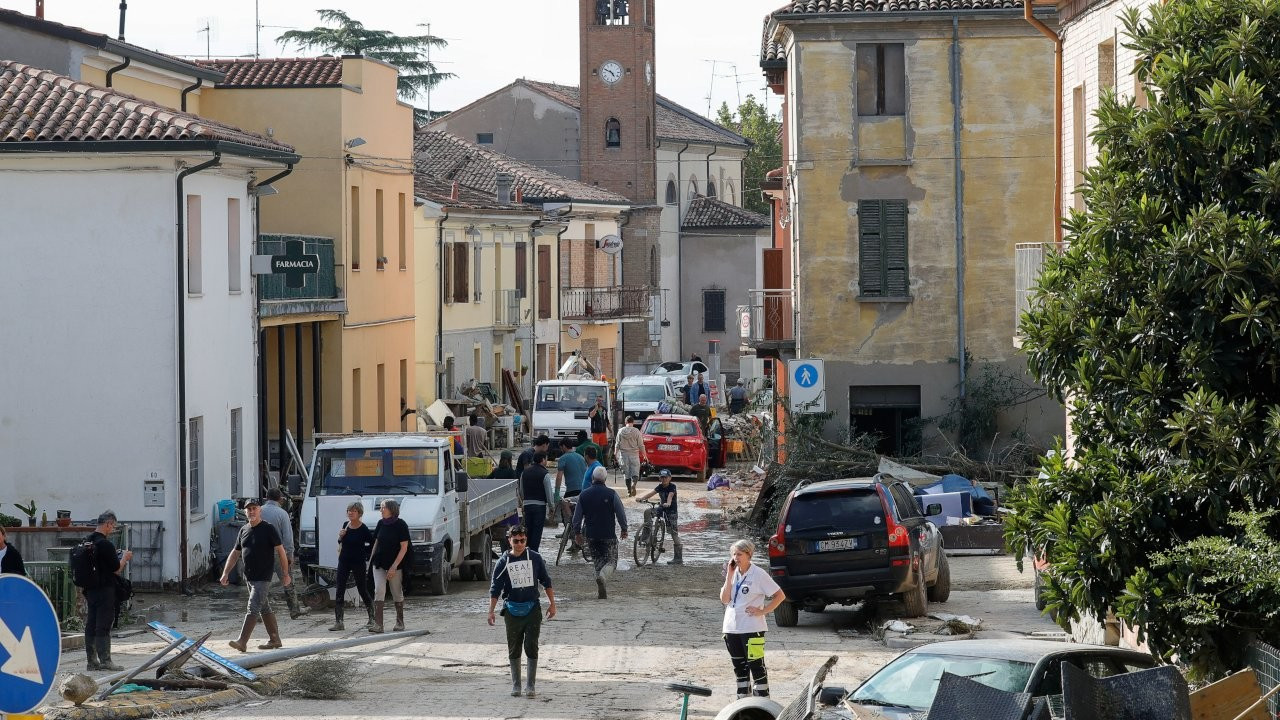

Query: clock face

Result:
[600,60,623,86]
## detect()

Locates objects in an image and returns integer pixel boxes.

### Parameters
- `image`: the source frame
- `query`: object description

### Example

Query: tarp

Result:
[878,457,941,483]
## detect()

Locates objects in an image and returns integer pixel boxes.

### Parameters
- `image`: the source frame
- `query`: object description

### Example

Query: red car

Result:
[640,414,727,481]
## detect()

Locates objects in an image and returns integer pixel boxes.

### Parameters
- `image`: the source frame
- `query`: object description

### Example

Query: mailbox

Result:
[143,479,165,507]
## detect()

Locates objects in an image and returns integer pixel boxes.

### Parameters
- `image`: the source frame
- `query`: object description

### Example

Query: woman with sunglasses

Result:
[487,525,556,698]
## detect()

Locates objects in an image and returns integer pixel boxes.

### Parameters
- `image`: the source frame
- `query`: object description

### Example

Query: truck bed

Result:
[465,477,519,532]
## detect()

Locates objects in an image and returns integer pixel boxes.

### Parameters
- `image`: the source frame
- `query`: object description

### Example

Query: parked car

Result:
[766,474,950,625]
[640,414,710,481]
[841,639,1160,719]
[652,360,708,390]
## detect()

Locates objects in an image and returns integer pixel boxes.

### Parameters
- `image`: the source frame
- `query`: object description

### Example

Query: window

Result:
[399,359,408,431]
[649,245,659,287]
[377,363,386,432]
[857,44,906,116]
[1098,39,1116,93]
[398,192,407,270]
[454,243,470,303]
[584,223,596,286]
[352,368,362,431]
[665,178,677,204]
[537,245,551,319]
[703,289,726,332]
[1073,85,1086,212]
[688,176,699,200]
[375,188,385,269]
[186,195,202,294]
[227,199,241,292]
[516,238,528,298]
[646,116,651,149]
[493,232,504,303]
[857,199,909,298]
[726,181,736,206]
[476,132,494,144]
[473,243,483,302]
[596,0,629,26]
[188,416,202,512]
[230,408,242,495]
[605,118,621,148]
[350,186,361,270]
[706,180,717,198]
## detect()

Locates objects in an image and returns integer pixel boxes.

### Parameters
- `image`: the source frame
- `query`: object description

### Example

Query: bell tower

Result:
[578,0,657,205]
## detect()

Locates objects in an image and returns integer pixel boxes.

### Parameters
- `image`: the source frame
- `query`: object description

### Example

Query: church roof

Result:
[516,80,750,148]
[414,129,630,205]
[682,196,770,230]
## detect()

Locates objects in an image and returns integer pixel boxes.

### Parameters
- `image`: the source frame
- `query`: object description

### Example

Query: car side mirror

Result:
[456,472,469,493]
[925,503,942,516]
[819,687,847,706]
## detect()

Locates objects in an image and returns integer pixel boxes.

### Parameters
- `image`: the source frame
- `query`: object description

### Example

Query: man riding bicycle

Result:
[636,469,683,565]
[571,466,628,599]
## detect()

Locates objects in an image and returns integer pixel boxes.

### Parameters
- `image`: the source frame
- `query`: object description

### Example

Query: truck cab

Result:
[531,351,612,450]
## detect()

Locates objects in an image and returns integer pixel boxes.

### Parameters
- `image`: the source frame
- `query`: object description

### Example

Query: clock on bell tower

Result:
[579,0,657,205]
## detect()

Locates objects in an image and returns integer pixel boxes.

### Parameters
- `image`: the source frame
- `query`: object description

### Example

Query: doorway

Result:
[849,385,921,456]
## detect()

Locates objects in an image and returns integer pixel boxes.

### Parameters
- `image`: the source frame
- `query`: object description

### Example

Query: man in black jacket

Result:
[571,467,628,599]
[518,453,553,552]
[84,511,133,670]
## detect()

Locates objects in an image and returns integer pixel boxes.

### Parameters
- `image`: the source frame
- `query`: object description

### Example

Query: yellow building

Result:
[764,2,1066,454]
[201,56,417,458]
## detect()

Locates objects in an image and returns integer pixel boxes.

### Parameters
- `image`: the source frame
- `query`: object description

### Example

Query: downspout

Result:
[554,217,572,358]
[180,78,203,113]
[175,152,221,592]
[248,164,293,497]
[530,219,542,388]
[674,141,690,358]
[705,144,720,198]
[1024,1,1063,244]
[105,57,130,88]
[951,16,967,399]
[436,207,449,401]
[615,209,633,383]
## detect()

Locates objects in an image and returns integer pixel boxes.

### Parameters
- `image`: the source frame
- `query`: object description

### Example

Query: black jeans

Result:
[523,504,547,552]
[334,557,373,610]
[85,583,117,651]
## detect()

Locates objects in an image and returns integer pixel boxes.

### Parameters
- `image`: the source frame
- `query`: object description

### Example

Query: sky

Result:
[1,0,786,119]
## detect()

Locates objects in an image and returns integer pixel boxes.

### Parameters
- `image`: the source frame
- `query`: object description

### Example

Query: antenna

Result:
[197,20,211,60]
[426,23,431,116]
[255,0,259,59]
[704,59,717,116]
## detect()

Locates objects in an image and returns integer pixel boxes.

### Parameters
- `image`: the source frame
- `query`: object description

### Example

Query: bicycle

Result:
[633,500,669,566]
[554,497,594,566]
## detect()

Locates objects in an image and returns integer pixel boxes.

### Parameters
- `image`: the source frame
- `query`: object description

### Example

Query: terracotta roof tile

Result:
[761,16,787,66]
[682,196,770,229]
[0,61,294,154]
[198,58,344,88]
[414,175,537,212]
[775,0,1024,13]
[414,130,629,205]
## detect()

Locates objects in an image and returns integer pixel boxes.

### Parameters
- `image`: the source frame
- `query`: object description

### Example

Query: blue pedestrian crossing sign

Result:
[787,359,826,413]
[0,574,61,715]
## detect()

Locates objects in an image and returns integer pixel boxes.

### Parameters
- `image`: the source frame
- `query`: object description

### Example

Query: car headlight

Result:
[300,530,316,546]
[409,528,431,543]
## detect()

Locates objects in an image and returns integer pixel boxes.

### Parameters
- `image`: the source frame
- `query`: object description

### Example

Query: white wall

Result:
[0,155,264,582]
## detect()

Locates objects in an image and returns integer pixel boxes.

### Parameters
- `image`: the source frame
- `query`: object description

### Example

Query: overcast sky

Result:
[1,0,785,119]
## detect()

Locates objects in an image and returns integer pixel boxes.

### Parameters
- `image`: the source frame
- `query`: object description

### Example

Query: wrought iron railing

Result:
[560,286,653,322]
[257,234,340,301]
[743,288,796,348]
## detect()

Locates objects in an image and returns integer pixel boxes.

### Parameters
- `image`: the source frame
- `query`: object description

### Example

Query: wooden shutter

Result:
[454,243,469,304]
[884,200,909,296]
[442,240,453,304]
[516,241,528,299]
[858,201,884,296]
[537,245,551,319]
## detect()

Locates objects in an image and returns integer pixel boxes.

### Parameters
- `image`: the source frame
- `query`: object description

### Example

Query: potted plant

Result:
[13,500,37,527]
[56,509,72,528]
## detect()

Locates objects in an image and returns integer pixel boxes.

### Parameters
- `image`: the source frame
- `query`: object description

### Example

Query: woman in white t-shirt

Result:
[719,539,786,699]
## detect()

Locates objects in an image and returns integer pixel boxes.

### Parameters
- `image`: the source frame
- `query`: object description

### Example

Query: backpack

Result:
[70,537,101,589]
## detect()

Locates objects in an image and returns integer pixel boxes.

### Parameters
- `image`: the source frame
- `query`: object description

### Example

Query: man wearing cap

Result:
[728,378,748,415]
[221,499,290,652]
[614,415,647,497]
[571,466,628,599]
[637,470,683,564]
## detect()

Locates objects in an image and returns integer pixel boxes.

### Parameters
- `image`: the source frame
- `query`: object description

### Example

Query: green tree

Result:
[1006,0,1280,677]
[716,95,781,215]
[278,10,453,106]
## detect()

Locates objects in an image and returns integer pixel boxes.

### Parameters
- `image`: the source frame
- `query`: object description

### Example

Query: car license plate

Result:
[815,538,857,552]
[658,443,680,451]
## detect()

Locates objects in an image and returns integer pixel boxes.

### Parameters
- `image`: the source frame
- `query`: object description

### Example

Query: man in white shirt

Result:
[613,415,647,497]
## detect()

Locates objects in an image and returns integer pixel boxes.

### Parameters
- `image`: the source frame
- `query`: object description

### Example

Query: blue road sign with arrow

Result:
[0,574,61,714]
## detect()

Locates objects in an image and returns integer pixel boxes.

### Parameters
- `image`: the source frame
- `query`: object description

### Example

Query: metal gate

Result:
[122,520,164,590]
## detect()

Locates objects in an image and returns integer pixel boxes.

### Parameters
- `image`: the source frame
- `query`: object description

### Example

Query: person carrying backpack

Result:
[73,511,133,670]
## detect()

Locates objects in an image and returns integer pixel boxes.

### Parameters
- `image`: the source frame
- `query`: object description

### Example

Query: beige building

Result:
[200,56,417,456]
[763,1,1066,455]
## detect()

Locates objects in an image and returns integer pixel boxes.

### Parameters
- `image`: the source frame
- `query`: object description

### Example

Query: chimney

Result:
[515,187,523,204]
[36,0,44,19]
[495,172,514,204]
[450,181,459,201]
[118,0,127,40]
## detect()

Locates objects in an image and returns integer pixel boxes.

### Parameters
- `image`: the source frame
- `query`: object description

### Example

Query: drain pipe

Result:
[436,206,449,400]
[674,141,690,357]
[175,152,221,592]
[705,144,720,197]
[1025,1,1063,244]
[951,16,967,399]
[180,78,202,113]
[105,56,130,88]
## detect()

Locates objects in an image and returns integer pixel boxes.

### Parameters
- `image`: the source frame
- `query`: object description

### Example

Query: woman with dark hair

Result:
[489,450,518,479]
[0,526,25,576]
[331,502,374,631]
[368,499,410,633]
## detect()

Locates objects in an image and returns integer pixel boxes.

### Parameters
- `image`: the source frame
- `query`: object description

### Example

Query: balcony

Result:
[561,286,653,323]
[1015,242,1059,339]
[257,234,346,319]
[494,289,523,331]
[743,288,796,351]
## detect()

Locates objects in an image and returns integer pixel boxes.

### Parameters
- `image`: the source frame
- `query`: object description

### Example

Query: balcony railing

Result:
[743,288,796,350]
[1015,242,1059,337]
[561,286,653,323]
[494,289,523,330]
[257,234,346,319]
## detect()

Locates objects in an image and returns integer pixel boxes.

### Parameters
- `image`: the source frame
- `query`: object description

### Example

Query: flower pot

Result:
[26,517,35,527]
[56,513,71,528]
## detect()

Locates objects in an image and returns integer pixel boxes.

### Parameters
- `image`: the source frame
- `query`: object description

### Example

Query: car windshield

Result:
[654,362,687,374]
[536,384,604,412]
[786,490,884,533]
[851,652,1035,710]
[621,384,667,402]
[311,447,441,497]
[643,419,697,437]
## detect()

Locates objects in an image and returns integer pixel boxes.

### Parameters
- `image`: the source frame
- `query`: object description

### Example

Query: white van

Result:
[530,379,611,445]
[618,375,676,423]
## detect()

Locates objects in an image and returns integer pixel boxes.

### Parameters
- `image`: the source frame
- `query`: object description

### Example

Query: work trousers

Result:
[503,604,543,662]
[586,538,618,582]
[334,558,373,608]
[724,631,769,697]
[372,566,405,602]
[84,583,117,649]
[522,504,547,552]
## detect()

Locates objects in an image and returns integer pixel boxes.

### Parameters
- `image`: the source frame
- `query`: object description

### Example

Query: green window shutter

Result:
[859,201,884,296]
[884,200,909,296]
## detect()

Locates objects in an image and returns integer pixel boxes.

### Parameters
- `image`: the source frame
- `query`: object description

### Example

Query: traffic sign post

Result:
[0,575,61,715]
[787,358,826,413]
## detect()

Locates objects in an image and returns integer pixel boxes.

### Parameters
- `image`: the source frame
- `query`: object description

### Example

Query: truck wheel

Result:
[773,601,799,628]
[429,565,450,595]
[474,532,494,581]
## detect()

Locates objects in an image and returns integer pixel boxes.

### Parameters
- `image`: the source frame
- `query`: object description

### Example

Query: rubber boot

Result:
[667,548,684,565]
[95,637,124,671]
[369,602,385,633]
[285,585,308,619]
[509,658,522,696]
[257,612,283,650]
[393,602,405,631]
[364,603,376,631]
[596,577,607,600]
[85,640,101,671]
[329,603,345,632]
[228,613,257,653]
[524,657,538,698]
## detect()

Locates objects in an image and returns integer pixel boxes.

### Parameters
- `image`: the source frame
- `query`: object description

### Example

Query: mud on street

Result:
[50,476,1057,720]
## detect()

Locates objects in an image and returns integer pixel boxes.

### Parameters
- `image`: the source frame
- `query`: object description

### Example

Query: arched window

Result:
[706,180,717,198]
[649,245,659,287]
[596,0,630,25]
[665,178,677,205]
[646,117,651,149]
[726,181,736,206]
[605,118,621,148]
[688,176,699,200]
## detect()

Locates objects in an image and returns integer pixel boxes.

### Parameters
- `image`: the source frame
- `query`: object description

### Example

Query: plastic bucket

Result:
[215,499,236,523]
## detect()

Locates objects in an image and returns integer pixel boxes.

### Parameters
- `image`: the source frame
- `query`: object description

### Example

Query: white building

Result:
[0,61,298,585]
